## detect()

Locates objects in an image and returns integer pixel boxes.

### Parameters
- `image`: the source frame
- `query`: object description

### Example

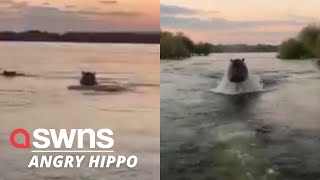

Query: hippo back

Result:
[3,70,17,76]
[227,58,248,83]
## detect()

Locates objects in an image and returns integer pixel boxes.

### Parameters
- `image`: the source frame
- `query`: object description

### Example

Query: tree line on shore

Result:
[0,30,160,44]
[160,31,277,59]
[160,31,211,59]
[278,24,320,59]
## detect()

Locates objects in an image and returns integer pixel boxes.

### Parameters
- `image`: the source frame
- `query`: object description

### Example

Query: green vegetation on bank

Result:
[161,31,278,60]
[160,31,211,59]
[278,24,320,59]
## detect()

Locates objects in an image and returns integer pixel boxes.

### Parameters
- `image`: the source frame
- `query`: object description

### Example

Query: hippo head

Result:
[227,58,249,83]
[80,71,97,86]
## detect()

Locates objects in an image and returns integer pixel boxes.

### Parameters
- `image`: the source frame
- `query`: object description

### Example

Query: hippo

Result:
[68,71,128,92]
[227,58,249,83]
[80,71,97,86]
[316,60,320,68]
[2,70,25,77]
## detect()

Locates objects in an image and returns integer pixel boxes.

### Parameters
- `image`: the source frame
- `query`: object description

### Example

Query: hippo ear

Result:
[82,71,85,75]
[242,58,245,61]
[230,59,234,62]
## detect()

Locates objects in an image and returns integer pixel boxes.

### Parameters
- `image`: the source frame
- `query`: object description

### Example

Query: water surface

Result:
[0,42,160,180]
[161,53,320,180]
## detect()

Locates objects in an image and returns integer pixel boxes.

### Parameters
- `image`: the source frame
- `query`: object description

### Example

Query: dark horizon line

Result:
[0,31,279,46]
[0,30,160,44]
[0,30,161,34]
[210,43,279,46]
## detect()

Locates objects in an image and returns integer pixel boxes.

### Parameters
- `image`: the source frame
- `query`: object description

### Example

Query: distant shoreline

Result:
[160,31,278,59]
[0,41,159,45]
[0,31,160,44]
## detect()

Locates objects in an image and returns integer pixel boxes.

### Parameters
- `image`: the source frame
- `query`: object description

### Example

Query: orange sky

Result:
[161,0,320,44]
[0,0,159,32]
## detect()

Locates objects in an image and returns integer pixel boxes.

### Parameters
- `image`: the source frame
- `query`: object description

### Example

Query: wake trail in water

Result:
[212,72,264,95]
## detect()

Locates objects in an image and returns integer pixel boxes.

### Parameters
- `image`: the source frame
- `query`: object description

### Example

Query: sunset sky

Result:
[0,0,159,32]
[161,0,320,44]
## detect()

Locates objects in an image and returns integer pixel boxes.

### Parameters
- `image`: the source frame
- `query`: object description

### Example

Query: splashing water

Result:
[212,72,263,95]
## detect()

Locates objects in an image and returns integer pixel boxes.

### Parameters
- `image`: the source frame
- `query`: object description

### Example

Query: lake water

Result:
[161,53,320,180]
[0,42,159,180]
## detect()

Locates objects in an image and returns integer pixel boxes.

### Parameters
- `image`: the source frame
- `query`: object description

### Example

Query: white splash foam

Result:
[212,72,263,95]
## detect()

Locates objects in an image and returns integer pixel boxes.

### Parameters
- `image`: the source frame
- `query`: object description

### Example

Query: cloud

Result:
[160,4,318,44]
[0,0,27,9]
[287,14,319,22]
[160,4,318,33]
[65,5,76,9]
[161,15,308,30]
[0,0,159,32]
[160,4,198,15]
[0,0,28,15]
[0,3,144,32]
[160,4,219,16]
[42,2,50,6]
[10,1,28,9]
[2,2,140,18]
[76,9,140,17]
[162,15,308,44]
[0,0,13,4]
[100,0,117,5]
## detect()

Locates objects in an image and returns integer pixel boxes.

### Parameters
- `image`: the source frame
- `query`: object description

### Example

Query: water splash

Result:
[212,72,263,95]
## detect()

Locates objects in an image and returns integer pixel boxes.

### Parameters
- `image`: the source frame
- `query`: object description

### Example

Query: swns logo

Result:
[10,128,138,168]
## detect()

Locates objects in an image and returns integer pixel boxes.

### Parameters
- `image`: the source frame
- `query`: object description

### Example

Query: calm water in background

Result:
[161,53,320,180]
[0,42,159,180]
